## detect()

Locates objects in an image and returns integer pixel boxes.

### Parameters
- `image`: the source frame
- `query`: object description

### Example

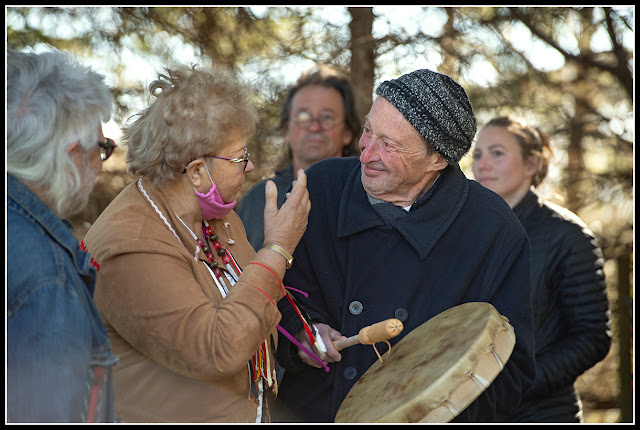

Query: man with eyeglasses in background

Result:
[236,65,362,251]
[7,49,119,422]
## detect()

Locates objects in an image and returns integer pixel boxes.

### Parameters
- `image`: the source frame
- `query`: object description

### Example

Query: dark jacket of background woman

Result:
[509,190,611,422]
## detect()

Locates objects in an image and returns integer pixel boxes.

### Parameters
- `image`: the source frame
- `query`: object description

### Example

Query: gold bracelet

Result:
[263,243,293,269]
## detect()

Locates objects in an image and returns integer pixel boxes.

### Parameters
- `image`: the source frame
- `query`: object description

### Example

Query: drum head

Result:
[335,302,515,423]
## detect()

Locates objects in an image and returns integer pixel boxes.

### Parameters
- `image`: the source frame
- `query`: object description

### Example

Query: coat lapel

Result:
[336,164,469,260]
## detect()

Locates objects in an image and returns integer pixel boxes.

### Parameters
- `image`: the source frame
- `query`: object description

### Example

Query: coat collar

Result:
[512,189,540,223]
[7,174,95,277]
[336,163,469,260]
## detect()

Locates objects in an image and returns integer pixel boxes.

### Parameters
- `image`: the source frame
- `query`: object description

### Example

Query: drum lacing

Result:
[500,318,516,343]
[440,396,461,416]
[489,343,505,370]
[504,327,516,343]
[466,369,490,390]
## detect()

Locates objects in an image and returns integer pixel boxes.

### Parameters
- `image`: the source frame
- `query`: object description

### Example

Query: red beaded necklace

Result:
[137,179,275,404]
[199,220,240,282]
[176,216,240,296]
[175,214,274,396]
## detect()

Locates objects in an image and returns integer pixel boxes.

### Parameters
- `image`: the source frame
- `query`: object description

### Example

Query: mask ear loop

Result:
[202,161,215,182]
[193,160,216,193]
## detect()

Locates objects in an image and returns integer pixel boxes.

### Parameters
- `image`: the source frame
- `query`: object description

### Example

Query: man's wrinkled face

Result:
[358,97,444,206]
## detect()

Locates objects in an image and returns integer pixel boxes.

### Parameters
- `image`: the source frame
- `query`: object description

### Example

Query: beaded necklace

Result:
[138,179,276,411]
[175,216,241,296]
[175,214,274,404]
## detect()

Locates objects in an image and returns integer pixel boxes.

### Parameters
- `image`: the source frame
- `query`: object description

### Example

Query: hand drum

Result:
[335,302,516,423]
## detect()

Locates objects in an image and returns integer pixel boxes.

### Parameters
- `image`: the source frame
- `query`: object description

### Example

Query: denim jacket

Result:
[7,174,119,423]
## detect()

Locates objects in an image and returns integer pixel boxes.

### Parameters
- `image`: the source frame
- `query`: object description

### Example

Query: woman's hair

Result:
[279,64,361,157]
[483,115,554,187]
[7,49,112,217]
[124,65,258,187]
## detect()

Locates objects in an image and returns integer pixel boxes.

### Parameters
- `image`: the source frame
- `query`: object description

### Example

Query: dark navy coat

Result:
[275,157,535,422]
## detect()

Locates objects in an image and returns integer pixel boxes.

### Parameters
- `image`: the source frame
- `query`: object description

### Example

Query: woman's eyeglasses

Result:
[181,148,251,173]
[207,148,251,172]
[97,138,117,162]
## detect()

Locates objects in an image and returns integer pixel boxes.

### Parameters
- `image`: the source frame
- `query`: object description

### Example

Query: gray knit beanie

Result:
[376,69,477,164]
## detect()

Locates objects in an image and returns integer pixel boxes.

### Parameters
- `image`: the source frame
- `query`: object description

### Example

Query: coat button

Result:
[394,308,408,322]
[349,301,363,315]
[343,367,357,380]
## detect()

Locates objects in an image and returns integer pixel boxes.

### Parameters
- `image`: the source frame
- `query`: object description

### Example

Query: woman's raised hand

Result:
[262,169,311,256]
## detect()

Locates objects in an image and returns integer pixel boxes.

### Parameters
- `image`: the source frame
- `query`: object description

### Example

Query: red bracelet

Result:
[247,262,286,296]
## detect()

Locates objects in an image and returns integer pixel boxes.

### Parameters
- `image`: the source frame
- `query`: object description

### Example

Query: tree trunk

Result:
[615,245,633,422]
[348,7,376,120]
[565,8,596,213]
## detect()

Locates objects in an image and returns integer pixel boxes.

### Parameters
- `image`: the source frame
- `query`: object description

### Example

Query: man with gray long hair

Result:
[7,49,119,422]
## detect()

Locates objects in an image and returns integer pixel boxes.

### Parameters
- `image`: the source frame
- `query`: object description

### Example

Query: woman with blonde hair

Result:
[472,115,611,422]
[82,65,311,423]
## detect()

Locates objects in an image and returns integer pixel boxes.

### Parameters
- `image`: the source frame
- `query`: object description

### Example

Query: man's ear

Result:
[282,123,291,145]
[342,128,354,148]
[66,141,85,169]
[185,159,205,188]
[66,141,80,154]
[429,152,449,171]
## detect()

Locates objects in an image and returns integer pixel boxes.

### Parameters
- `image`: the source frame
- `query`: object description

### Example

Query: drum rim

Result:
[335,302,516,423]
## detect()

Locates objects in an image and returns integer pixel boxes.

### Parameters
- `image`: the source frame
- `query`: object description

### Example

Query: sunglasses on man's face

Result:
[97,138,117,161]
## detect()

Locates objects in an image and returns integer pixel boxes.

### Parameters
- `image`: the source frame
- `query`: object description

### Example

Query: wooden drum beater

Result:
[333,319,404,358]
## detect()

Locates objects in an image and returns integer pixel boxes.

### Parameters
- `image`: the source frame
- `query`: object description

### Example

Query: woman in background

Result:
[472,115,611,422]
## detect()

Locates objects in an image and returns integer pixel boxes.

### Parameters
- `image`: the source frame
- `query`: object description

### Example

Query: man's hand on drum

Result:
[295,323,345,367]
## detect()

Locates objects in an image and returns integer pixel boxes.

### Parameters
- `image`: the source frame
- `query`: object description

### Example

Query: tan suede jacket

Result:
[83,179,283,423]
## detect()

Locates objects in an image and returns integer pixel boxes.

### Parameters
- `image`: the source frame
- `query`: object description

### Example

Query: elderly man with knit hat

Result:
[272,69,536,423]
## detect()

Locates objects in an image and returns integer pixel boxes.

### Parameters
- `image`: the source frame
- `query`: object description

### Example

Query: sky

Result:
[7,6,633,140]
[8,6,628,88]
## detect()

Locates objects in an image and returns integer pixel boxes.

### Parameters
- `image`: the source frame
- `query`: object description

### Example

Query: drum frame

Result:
[334,302,516,423]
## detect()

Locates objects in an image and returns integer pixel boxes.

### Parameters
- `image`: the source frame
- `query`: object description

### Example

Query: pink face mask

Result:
[194,163,237,220]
